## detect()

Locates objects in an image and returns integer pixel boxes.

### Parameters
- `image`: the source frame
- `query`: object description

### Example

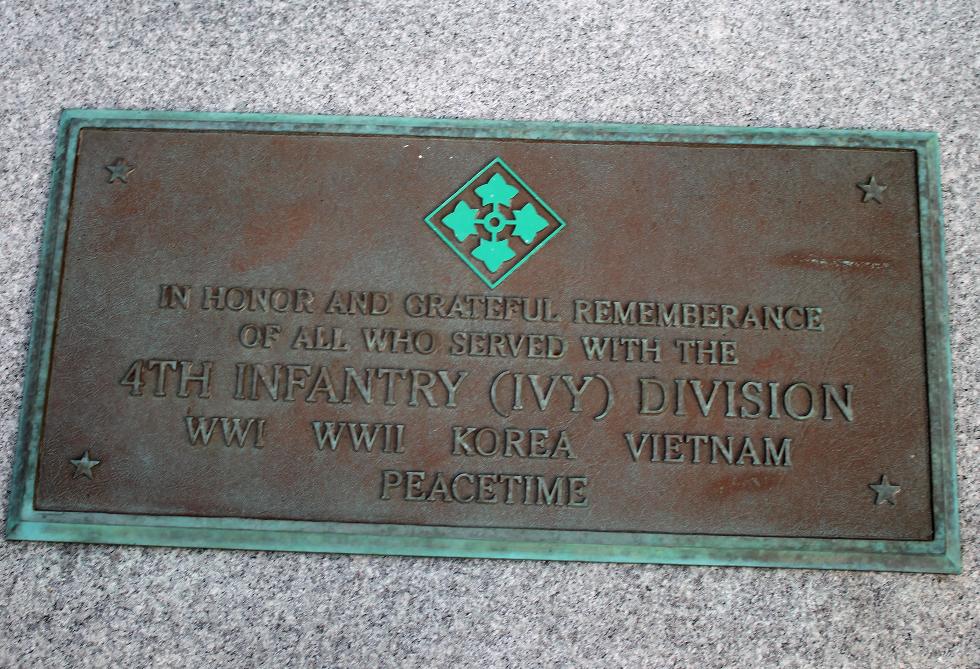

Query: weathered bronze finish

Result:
[6,111,958,572]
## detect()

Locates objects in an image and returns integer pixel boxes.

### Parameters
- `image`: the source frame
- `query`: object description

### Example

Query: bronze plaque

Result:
[6,111,958,572]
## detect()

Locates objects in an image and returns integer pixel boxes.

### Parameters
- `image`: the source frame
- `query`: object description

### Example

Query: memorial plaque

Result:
[6,110,959,572]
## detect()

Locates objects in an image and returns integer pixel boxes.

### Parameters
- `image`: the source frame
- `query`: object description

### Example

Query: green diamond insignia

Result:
[424,157,566,288]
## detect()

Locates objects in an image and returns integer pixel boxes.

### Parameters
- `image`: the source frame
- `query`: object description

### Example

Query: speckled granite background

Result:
[0,1,977,666]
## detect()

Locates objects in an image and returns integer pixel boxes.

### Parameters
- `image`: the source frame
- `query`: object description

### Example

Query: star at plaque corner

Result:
[869,475,900,505]
[858,175,887,204]
[105,158,135,184]
[70,451,101,479]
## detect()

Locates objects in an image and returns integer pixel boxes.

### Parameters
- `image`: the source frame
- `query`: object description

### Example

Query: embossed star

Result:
[70,451,101,479]
[869,475,900,505]
[105,158,135,183]
[858,175,887,203]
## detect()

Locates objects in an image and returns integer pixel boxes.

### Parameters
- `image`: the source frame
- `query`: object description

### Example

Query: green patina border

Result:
[5,109,960,573]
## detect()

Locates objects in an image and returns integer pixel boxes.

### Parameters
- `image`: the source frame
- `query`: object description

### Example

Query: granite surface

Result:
[0,1,977,666]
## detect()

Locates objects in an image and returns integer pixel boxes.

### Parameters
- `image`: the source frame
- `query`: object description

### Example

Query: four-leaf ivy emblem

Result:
[423,157,566,288]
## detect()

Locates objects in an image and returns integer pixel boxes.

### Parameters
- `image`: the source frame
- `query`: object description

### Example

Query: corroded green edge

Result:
[5,109,960,573]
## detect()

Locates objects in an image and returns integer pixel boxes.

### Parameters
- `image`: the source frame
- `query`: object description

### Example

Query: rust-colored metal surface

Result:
[33,126,934,542]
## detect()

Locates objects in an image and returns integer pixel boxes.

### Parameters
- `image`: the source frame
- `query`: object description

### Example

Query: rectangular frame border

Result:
[5,109,961,573]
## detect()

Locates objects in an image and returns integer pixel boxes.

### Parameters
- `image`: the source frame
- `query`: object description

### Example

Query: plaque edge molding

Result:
[4,109,961,575]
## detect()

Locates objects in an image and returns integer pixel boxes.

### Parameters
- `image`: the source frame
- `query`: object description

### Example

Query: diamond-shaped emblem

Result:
[424,157,566,288]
